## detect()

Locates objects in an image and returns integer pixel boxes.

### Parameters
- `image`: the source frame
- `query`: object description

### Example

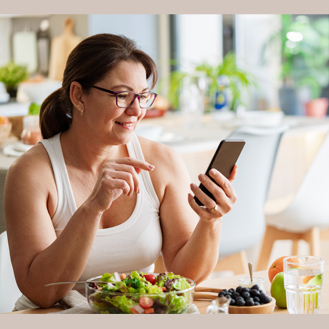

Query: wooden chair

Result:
[257,131,329,270]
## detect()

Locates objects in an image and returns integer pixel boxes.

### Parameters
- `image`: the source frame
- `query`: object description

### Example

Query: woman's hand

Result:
[187,165,237,222]
[86,157,155,213]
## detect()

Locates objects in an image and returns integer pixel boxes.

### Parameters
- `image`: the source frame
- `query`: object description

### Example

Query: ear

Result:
[69,81,84,109]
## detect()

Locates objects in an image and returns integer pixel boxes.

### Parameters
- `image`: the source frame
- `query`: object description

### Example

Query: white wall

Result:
[176,14,223,71]
[0,18,12,66]
[235,14,282,110]
[88,15,159,69]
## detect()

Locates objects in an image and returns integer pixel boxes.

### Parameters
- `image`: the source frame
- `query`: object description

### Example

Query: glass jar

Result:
[21,115,43,145]
[238,277,265,292]
[206,296,231,314]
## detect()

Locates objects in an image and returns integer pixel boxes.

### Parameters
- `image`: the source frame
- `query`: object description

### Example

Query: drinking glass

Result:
[283,256,325,314]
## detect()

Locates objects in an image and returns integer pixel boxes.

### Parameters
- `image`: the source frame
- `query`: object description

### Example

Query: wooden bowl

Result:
[229,297,276,314]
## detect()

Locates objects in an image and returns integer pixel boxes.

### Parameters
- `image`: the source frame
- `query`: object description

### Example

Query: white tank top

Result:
[39,133,162,292]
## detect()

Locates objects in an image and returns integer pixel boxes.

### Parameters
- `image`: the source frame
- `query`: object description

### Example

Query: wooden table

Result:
[6,264,329,314]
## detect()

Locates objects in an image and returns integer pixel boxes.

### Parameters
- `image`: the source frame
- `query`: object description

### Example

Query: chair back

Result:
[0,231,21,313]
[218,124,288,257]
[268,130,329,232]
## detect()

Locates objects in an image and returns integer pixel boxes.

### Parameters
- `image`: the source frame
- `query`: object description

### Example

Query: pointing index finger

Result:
[116,158,155,172]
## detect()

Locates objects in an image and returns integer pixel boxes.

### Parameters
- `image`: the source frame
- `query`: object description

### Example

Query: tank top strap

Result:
[39,133,77,226]
[126,133,160,209]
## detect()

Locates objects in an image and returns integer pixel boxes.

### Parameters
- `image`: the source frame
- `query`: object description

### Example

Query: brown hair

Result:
[40,33,158,139]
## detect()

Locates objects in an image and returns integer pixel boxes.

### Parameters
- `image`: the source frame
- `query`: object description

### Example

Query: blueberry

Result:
[240,287,250,294]
[251,284,260,291]
[228,288,235,293]
[254,302,260,306]
[262,296,272,304]
[253,296,260,303]
[225,294,232,299]
[230,299,236,305]
[221,289,228,294]
[250,289,260,297]
[241,291,250,299]
[218,292,225,298]
[236,298,246,306]
[236,286,243,293]
[259,292,267,301]
[246,299,255,306]
[232,292,240,299]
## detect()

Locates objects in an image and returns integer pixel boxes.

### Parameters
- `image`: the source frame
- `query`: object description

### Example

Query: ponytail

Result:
[39,88,72,139]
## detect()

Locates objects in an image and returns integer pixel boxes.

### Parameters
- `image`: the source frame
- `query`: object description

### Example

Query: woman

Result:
[4,34,237,309]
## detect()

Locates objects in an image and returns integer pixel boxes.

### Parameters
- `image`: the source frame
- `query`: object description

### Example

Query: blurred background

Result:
[0,14,328,116]
[0,14,329,274]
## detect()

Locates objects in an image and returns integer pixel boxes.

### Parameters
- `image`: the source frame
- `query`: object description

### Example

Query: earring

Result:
[77,104,84,116]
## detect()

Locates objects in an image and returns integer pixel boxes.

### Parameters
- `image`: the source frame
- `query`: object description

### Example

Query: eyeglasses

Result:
[91,85,157,109]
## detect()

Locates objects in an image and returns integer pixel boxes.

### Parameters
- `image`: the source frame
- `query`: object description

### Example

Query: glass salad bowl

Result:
[85,271,195,314]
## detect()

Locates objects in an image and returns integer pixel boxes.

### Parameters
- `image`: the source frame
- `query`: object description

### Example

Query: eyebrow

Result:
[110,84,150,92]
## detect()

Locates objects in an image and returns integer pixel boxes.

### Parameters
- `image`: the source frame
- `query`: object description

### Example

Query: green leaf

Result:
[0,62,29,89]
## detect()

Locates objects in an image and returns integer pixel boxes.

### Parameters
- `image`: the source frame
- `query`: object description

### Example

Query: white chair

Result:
[257,130,329,270]
[211,124,289,275]
[0,231,21,313]
[155,124,288,275]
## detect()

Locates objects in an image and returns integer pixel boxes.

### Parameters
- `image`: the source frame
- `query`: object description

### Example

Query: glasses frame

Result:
[91,85,157,109]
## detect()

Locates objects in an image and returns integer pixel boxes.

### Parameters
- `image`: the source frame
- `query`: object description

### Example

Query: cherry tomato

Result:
[143,274,156,285]
[139,296,154,309]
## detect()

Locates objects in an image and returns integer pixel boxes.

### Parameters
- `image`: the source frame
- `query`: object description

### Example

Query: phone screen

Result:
[194,139,245,206]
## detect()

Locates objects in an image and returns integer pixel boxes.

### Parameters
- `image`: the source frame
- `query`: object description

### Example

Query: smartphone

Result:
[194,139,245,206]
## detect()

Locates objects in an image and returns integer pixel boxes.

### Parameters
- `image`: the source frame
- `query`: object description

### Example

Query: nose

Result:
[125,95,143,116]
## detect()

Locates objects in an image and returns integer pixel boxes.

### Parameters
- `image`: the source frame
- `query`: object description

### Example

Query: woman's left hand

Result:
[188,165,237,222]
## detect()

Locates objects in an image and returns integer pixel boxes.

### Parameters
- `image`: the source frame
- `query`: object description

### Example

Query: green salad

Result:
[87,271,194,314]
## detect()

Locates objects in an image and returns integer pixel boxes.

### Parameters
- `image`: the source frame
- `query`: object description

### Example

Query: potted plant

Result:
[161,51,256,113]
[0,62,29,99]
[261,15,329,116]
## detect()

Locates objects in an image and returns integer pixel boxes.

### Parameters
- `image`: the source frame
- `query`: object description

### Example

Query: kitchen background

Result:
[0,14,329,275]
[0,14,328,114]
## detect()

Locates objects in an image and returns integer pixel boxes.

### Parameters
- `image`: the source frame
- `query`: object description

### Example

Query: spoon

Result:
[248,262,253,283]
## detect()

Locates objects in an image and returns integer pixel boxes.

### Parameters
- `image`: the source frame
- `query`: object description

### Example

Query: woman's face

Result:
[81,60,150,146]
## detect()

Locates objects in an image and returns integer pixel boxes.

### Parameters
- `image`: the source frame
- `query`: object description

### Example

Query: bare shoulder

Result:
[5,143,57,209]
[6,143,53,182]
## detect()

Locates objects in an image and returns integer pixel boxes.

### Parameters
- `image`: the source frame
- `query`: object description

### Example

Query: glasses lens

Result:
[116,91,156,108]
[139,92,156,108]
[116,91,134,108]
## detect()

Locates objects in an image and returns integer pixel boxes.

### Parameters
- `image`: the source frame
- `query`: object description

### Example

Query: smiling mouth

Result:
[115,122,134,127]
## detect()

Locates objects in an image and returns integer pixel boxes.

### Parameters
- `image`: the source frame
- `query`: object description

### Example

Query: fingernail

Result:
[148,164,155,170]
[190,183,198,189]
[210,168,218,175]
[199,174,206,181]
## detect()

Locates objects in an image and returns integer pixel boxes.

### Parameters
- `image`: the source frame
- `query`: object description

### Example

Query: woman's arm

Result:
[5,145,154,308]
[148,142,237,284]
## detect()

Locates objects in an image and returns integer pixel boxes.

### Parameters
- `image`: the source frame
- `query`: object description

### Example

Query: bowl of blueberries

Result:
[218,284,276,314]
